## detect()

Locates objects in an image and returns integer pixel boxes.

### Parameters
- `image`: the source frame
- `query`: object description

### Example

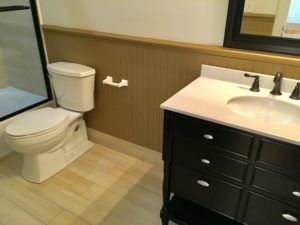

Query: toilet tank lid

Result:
[47,62,95,77]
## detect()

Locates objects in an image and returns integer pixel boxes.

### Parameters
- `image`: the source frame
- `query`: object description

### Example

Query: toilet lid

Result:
[6,107,71,137]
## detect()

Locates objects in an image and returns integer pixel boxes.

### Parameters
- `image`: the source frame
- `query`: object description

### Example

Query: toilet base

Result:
[21,119,93,183]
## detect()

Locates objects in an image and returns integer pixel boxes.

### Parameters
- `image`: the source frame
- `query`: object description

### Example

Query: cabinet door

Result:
[244,192,300,225]
[171,163,243,219]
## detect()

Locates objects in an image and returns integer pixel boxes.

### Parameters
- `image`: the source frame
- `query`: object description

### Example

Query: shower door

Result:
[0,0,51,121]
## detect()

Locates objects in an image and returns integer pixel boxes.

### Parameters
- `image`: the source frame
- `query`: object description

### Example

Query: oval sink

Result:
[227,96,300,125]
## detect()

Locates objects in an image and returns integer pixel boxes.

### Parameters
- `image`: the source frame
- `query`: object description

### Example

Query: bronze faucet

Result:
[270,72,283,95]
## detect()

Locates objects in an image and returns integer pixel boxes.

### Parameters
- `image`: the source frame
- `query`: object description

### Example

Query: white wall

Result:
[272,0,291,36]
[38,0,229,46]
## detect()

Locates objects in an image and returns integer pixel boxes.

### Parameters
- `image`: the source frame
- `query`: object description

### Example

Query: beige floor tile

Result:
[102,213,156,225]
[38,182,109,225]
[95,191,123,211]
[67,160,117,189]
[105,164,155,197]
[108,177,137,197]
[149,164,164,181]
[85,146,136,168]
[136,172,163,197]
[48,211,90,225]
[0,155,45,192]
[92,145,139,165]
[82,184,107,202]
[79,150,116,170]
[84,188,123,210]
[1,207,44,225]
[112,198,159,225]
[0,197,15,217]
[68,148,154,191]
[78,157,116,176]
[80,151,138,177]
[50,170,93,194]
[0,175,62,224]
[110,161,154,184]
[0,143,164,225]
[66,160,94,178]
[88,171,120,189]
[123,185,162,214]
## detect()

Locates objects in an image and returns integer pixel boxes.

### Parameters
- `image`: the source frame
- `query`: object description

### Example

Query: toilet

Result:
[5,62,95,183]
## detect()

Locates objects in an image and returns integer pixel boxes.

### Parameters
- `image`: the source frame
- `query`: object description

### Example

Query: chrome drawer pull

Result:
[282,213,298,222]
[201,159,211,165]
[197,180,210,187]
[203,134,214,140]
[292,191,300,197]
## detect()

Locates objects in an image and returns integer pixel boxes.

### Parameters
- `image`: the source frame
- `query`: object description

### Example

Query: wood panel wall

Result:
[42,25,300,152]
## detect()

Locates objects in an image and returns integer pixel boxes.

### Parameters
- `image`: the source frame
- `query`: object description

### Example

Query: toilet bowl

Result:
[5,107,93,183]
[6,107,79,154]
[5,62,96,183]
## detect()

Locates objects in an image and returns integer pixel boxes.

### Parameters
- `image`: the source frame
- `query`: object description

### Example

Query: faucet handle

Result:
[290,82,300,100]
[270,72,283,95]
[244,73,260,92]
[273,72,283,82]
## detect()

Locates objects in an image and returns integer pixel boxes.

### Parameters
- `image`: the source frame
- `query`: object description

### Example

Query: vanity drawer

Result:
[171,163,243,219]
[173,114,254,157]
[173,137,247,182]
[258,139,300,172]
[252,167,300,205]
[244,192,300,225]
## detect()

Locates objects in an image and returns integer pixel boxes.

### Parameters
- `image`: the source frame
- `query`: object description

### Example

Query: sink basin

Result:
[227,96,300,125]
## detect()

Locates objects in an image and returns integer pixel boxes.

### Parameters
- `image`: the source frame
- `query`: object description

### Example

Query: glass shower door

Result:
[0,0,51,120]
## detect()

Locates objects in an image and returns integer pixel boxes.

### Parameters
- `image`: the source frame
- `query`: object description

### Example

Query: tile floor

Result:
[0,144,177,225]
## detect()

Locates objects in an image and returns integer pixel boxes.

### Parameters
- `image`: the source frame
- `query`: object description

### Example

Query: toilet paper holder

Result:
[102,76,128,88]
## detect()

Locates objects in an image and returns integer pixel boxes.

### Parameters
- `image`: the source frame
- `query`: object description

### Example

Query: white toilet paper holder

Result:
[102,76,128,88]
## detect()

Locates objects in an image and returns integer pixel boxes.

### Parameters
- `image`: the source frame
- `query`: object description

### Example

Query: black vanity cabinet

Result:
[160,111,300,225]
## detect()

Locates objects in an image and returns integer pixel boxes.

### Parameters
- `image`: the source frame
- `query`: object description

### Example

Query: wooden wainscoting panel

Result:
[241,13,275,36]
[42,26,300,152]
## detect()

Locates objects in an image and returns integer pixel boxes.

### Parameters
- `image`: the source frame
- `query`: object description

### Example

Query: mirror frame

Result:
[224,0,300,56]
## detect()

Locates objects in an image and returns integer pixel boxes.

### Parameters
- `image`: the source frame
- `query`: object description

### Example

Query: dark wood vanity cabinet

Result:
[160,111,300,225]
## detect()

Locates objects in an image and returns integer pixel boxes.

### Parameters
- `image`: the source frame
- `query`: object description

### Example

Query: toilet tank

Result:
[47,62,95,112]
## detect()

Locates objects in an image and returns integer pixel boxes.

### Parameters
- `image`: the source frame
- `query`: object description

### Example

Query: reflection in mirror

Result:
[241,0,300,39]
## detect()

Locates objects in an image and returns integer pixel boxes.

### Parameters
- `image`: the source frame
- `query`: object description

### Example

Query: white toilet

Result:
[5,62,95,183]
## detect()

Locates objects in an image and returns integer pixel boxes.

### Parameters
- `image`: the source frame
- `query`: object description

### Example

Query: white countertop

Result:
[161,65,300,146]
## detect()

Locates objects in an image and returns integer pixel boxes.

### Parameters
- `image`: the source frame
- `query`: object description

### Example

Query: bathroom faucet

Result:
[270,72,283,95]
[244,73,260,92]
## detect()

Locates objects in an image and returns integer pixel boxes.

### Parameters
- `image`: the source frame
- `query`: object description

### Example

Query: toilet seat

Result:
[6,107,72,138]
[5,107,82,154]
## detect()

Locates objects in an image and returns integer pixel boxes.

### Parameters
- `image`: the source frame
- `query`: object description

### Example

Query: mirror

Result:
[224,0,300,56]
